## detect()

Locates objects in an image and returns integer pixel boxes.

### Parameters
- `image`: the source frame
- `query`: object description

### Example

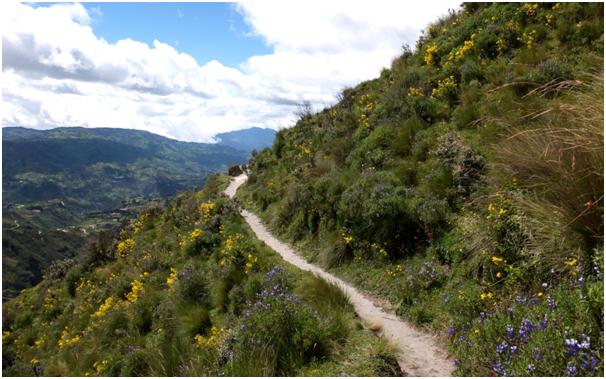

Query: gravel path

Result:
[225,174,454,376]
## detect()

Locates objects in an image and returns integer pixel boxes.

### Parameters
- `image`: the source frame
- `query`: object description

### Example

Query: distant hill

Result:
[2,126,249,299]
[215,127,276,154]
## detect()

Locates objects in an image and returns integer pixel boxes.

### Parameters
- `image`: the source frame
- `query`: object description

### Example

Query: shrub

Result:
[176,265,209,306]
[338,171,423,257]
[227,267,327,376]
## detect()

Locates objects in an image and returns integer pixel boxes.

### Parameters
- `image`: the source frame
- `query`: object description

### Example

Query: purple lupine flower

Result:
[515,295,527,304]
[506,306,514,314]
[527,364,536,372]
[579,335,590,349]
[547,296,556,310]
[537,314,548,330]
[453,358,460,366]
[564,338,581,356]
[467,341,473,348]
[492,363,505,376]
[480,311,486,319]
[566,362,577,376]
[496,341,508,355]
[505,324,515,339]
[581,355,598,371]
[510,345,518,354]
[448,326,456,337]
[518,319,534,342]
[577,276,585,286]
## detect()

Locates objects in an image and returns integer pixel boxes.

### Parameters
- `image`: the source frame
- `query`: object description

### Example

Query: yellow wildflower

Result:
[127,279,144,303]
[195,326,222,348]
[116,238,135,257]
[424,43,439,65]
[199,201,215,221]
[491,256,504,265]
[480,291,494,300]
[496,272,503,278]
[564,258,577,267]
[190,229,202,241]
[407,87,424,97]
[92,297,114,318]
[166,268,178,289]
[57,327,81,348]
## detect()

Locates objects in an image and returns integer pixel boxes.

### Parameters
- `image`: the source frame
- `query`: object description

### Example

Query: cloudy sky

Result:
[2,1,460,142]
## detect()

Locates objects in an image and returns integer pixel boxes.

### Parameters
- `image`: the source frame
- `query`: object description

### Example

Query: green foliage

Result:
[2,174,395,376]
[239,2,603,377]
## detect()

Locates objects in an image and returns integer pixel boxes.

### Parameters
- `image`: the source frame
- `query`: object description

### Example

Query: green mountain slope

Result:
[238,3,604,377]
[2,175,400,376]
[2,126,249,300]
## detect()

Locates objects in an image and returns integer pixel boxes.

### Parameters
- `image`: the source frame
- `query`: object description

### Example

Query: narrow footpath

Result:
[225,174,454,377]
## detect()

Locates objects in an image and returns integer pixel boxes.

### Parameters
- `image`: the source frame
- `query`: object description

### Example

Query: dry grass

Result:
[497,69,603,267]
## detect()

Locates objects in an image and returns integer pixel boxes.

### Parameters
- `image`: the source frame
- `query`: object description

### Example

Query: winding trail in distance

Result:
[225,174,454,377]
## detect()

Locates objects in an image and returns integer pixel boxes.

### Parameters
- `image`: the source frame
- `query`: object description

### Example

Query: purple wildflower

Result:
[506,306,514,314]
[581,355,598,371]
[515,295,527,304]
[537,314,548,330]
[492,363,505,376]
[510,345,518,354]
[564,338,581,357]
[448,326,456,337]
[518,319,534,342]
[566,362,577,377]
[505,324,515,339]
[527,364,536,372]
[453,358,460,366]
[547,296,556,310]
[479,311,486,319]
[496,341,508,355]
[579,335,590,349]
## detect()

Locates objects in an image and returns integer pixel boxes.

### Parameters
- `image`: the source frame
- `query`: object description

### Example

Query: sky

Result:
[2,1,461,142]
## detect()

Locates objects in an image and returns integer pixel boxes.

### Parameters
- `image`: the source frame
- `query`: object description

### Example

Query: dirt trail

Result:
[225,174,454,376]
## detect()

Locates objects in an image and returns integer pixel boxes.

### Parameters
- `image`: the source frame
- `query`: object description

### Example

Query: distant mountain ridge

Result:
[215,127,276,153]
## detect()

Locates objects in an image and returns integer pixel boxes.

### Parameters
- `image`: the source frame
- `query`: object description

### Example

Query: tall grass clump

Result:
[497,69,603,271]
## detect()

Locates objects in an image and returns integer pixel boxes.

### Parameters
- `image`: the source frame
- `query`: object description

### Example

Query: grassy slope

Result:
[239,3,603,377]
[2,126,249,300]
[2,174,400,376]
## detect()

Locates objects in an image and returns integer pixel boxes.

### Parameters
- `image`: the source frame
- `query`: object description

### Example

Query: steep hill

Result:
[238,3,604,377]
[2,126,248,299]
[2,175,400,376]
[215,127,276,154]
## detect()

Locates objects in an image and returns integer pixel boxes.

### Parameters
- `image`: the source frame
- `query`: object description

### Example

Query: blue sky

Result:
[84,2,271,67]
[5,1,460,141]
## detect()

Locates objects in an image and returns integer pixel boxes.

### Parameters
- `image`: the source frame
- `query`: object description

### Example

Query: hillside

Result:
[238,3,604,377]
[2,175,401,376]
[215,127,276,155]
[2,126,249,300]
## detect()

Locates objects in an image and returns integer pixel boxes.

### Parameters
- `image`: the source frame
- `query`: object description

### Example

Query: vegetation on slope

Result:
[2,126,248,299]
[239,2,603,376]
[2,174,400,376]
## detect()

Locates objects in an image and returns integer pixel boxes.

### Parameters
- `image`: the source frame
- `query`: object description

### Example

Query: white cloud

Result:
[2,1,459,142]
